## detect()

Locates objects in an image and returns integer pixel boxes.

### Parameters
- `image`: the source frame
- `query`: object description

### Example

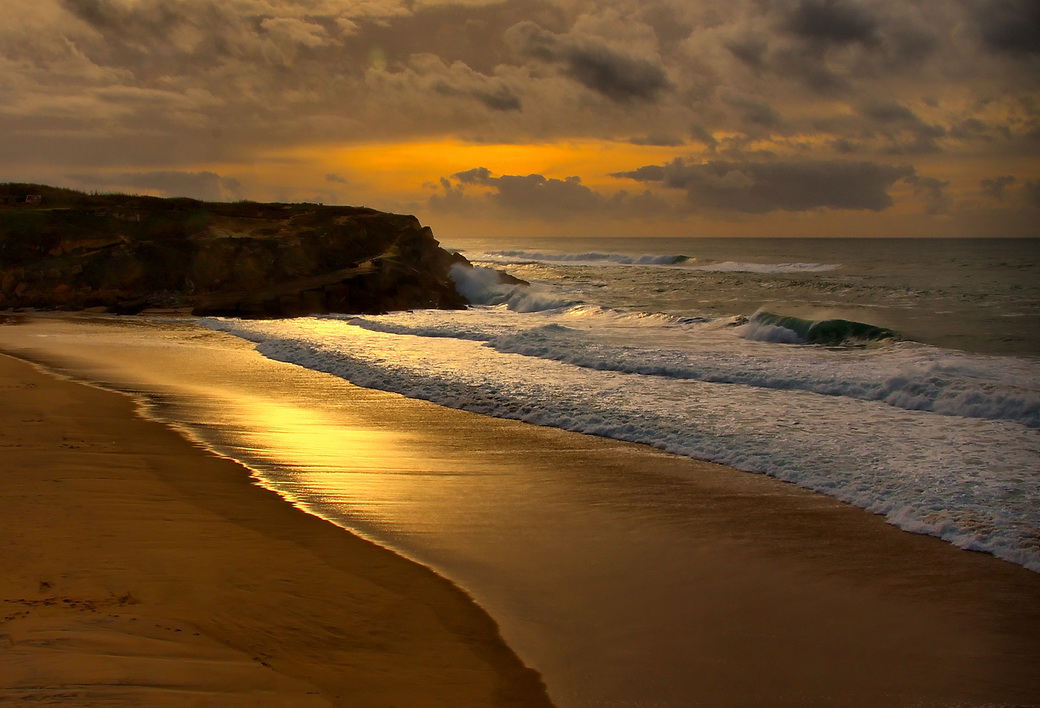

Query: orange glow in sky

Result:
[286,139,689,191]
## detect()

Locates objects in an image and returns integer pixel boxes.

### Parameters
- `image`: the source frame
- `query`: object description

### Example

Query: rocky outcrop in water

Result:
[0,184,469,317]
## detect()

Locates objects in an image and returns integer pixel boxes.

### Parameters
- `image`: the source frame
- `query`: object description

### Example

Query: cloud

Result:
[906,174,951,214]
[260,17,330,49]
[1,0,1036,234]
[376,54,524,112]
[68,170,242,201]
[627,135,685,147]
[326,172,348,183]
[506,21,672,103]
[980,175,1015,201]
[489,173,603,215]
[783,0,879,46]
[857,99,946,154]
[431,167,669,220]
[722,91,782,129]
[452,167,493,183]
[613,158,914,213]
[969,0,1040,56]
[1024,180,1040,208]
[433,166,602,218]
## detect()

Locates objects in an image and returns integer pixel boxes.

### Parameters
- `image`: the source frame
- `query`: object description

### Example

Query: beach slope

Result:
[0,352,551,707]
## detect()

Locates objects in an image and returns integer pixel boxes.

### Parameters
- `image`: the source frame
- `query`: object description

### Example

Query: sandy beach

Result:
[2,313,1040,707]
[0,348,551,706]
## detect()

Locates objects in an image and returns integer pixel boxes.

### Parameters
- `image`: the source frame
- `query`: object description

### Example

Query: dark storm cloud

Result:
[506,21,672,103]
[62,0,193,35]
[949,118,994,141]
[615,164,666,183]
[59,0,251,73]
[438,166,603,216]
[613,158,914,213]
[489,173,603,215]
[1024,181,1040,208]
[857,100,946,154]
[724,34,769,71]
[688,124,718,150]
[431,167,669,220]
[428,67,523,111]
[638,3,694,54]
[719,1,943,96]
[627,135,685,147]
[906,175,951,215]
[859,100,917,124]
[783,0,878,46]
[980,175,1015,201]
[723,92,782,128]
[969,0,1040,56]
[452,167,494,184]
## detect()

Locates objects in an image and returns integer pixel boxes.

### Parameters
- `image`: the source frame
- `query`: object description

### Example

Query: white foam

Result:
[737,320,805,344]
[337,308,1040,428]
[688,261,840,273]
[450,264,580,313]
[201,314,1040,573]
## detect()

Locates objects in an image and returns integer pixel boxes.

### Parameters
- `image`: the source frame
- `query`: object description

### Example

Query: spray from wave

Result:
[450,263,580,313]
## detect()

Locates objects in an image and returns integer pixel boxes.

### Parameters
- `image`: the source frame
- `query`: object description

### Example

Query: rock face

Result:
[0,184,469,317]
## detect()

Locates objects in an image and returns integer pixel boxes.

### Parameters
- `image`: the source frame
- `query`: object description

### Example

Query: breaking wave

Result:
[200,314,1040,572]
[687,261,840,273]
[476,250,690,266]
[471,250,839,273]
[740,311,898,345]
[338,311,1039,429]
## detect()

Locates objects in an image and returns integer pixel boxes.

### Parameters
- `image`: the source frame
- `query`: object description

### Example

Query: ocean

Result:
[204,236,1040,571]
[5,236,1038,706]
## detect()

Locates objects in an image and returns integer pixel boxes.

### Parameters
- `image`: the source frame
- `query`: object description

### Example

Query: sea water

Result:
[203,237,1040,573]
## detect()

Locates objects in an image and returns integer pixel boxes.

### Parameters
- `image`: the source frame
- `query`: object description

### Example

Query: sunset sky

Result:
[3,0,1038,237]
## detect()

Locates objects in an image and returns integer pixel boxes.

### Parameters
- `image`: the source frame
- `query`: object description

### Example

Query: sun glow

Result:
[286,138,691,192]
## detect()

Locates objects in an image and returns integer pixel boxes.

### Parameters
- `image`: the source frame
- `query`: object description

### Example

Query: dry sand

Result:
[0,351,552,707]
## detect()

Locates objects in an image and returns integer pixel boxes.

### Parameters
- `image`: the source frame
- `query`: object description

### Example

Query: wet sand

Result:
[0,349,551,706]
[2,313,1040,707]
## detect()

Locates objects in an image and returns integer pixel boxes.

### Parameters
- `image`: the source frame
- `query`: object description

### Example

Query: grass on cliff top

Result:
[0,183,381,217]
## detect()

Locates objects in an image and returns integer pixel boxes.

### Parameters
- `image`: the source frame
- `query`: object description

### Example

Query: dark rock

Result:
[0,184,472,317]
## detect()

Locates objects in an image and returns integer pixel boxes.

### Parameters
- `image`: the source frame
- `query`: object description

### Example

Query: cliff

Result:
[0,184,469,317]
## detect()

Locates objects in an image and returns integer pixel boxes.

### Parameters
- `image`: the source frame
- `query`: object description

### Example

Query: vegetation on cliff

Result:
[0,183,469,317]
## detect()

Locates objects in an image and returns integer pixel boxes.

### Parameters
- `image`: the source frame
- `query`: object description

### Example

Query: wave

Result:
[337,310,1038,429]
[740,311,898,345]
[476,250,690,266]
[199,315,1040,573]
[687,261,840,273]
[450,263,581,313]
[471,250,841,274]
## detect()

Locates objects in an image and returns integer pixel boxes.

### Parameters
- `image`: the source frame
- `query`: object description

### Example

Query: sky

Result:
[2,0,1038,238]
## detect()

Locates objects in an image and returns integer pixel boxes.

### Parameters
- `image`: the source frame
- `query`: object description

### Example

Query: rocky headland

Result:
[0,183,470,317]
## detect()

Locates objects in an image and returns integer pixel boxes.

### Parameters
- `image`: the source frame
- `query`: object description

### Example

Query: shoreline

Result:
[0,349,553,706]
[3,313,1040,707]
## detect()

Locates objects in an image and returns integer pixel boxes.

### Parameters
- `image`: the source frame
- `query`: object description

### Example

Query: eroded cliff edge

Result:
[0,184,469,317]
